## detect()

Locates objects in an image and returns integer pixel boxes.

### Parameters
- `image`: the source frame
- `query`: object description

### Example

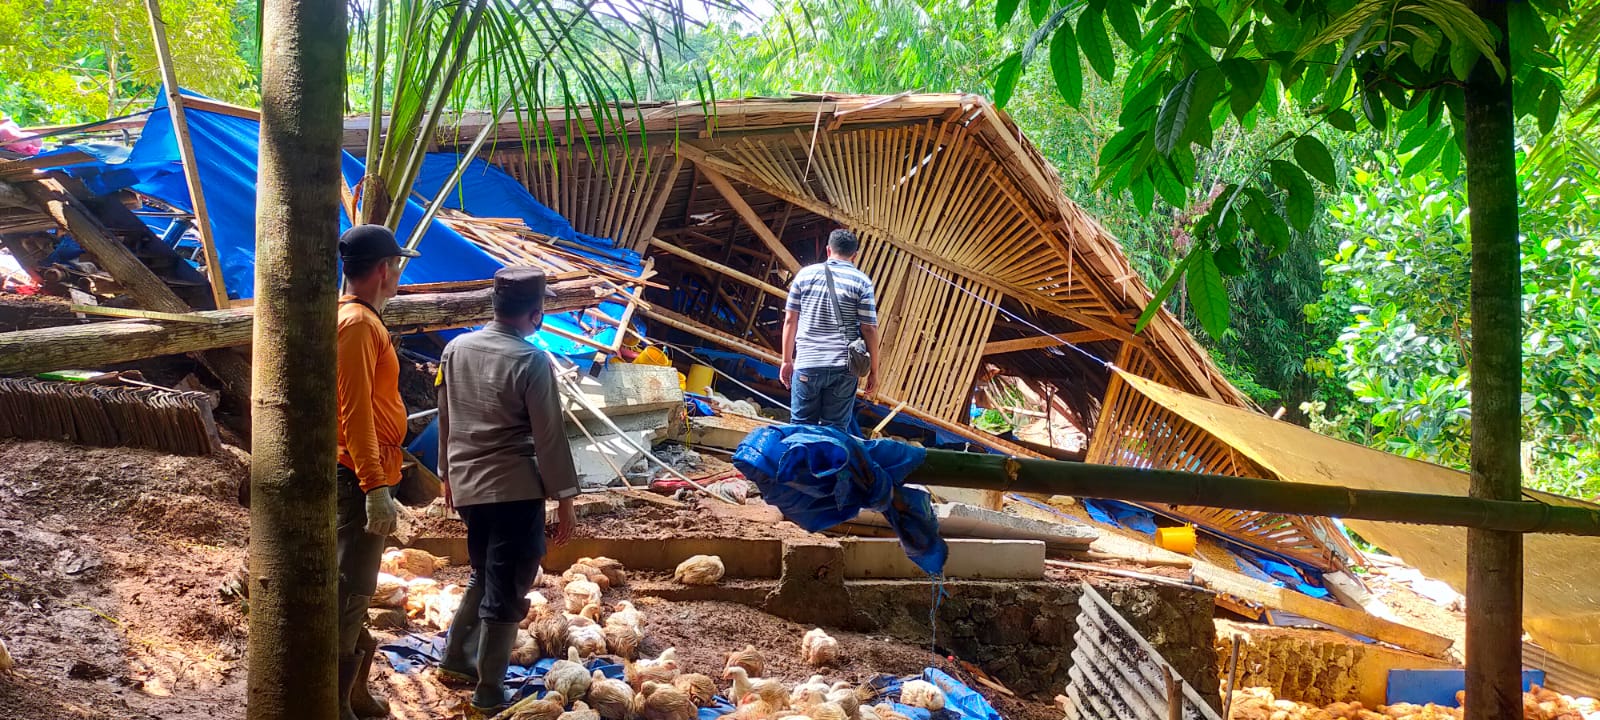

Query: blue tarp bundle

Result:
[731,424,946,576]
[1232,546,1330,599]
[58,88,502,299]
[1080,498,1158,536]
[867,669,1004,720]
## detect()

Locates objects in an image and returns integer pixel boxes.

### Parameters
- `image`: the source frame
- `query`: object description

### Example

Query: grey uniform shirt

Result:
[437,322,579,507]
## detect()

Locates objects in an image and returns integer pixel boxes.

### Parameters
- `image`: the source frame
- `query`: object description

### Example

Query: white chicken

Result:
[546,647,593,703]
[898,680,945,712]
[567,603,608,658]
[800,628,839,667]
[564,578,604,614]
[424,584,466,630]
[588,669,636,720]
[606,601,645,634]
[372,572,409,609]
[559,700,602,720]
[826,682,862,719]
[724,666,788,710]
[627,648,680,690]
[0,634,12,673]
[673,555,725,585]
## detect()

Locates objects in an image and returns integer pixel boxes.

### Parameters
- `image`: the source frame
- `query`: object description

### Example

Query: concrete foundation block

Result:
[841,538,1045,580]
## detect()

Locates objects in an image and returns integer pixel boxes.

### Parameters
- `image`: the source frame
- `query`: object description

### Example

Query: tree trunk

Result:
[1462,1,1523,718]
[247,0,346,716]
[0,277,611,377]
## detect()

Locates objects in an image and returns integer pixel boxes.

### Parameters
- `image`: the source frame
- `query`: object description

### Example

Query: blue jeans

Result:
[791,365,858,432]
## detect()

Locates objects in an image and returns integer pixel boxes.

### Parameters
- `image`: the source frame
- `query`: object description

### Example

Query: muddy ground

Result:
[0,439,1048,720]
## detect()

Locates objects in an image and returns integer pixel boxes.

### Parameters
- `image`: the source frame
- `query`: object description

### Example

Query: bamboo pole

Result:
[649,237,788,299]
[693,163,801,274]
[142,0,229,308]
[908,450,1600,536]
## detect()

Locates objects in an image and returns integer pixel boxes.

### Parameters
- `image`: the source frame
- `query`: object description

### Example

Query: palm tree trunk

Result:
[1462,1,1523,718]
[248,0,347,716]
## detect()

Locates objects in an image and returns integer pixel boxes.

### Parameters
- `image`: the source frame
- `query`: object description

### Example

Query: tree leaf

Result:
[1538,80,1562,135]
[1188,247,1230,338]
[1449,36,1480,82]
[1029,0,1052,25]
[1106,0,1144,49]
[1192,4,1230,47]
[1402,131,1448,177]
[1411,26,1441,69]
[1327,108,1358,131]
[1155,70,1200,154]
[1221,58,1265,121]
[1154,161,1188,206]
[994,52,1024,108]
[1079,5,1116,81]
[1187,66,1226,147]
[1214,243,1246,275]
[1269,159,1315,231]
[1440,136,1462,179]
[1293,135,1338,186]
[1251,205,1291,255]
[1051,22,1084,106]
[1135,246,1199,333]
[996,0,1023,28]
[1130,174,1157,215]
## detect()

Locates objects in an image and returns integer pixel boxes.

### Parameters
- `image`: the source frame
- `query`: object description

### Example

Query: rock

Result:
[368,607,409,630]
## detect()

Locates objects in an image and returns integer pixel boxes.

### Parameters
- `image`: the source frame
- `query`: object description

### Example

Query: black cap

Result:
[493,266,557,299]
[340,224,420,262]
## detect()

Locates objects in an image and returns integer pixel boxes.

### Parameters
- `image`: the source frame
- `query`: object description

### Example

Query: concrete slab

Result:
[675,413,771,450]
[847,502,1098,549]
[841,538,1046,579]
[570,430,649,488]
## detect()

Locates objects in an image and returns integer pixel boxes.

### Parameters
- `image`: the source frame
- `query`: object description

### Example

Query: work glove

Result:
[365,486,399,538]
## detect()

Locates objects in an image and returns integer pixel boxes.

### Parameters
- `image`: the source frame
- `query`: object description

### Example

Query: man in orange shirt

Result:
[334,224,418,720]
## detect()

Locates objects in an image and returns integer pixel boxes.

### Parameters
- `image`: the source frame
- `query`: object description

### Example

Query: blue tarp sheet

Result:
[867,669,1004,720]
[58,88,502,300]
[732,424,946,576]
[1081,498,1158,536]
[379,633,734,718]
[1232,546,1330,600]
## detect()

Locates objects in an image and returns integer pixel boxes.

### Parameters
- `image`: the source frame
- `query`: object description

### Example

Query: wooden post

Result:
[693,163,802,274]
[143,0,230,308]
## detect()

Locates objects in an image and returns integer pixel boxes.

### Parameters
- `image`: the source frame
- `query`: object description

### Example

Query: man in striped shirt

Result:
[781,229,882,431]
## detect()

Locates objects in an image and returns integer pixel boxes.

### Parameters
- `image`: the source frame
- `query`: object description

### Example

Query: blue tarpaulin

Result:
[866,669,1004,720]
[732,424,946,576]
[1080,498,1158,536]
[58,88,501,299]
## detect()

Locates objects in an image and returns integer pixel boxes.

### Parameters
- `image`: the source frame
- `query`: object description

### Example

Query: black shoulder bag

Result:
[822,263,873,378]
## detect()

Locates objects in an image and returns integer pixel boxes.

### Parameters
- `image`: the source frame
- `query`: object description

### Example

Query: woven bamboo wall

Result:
[1087,346,1351,570]
[488,145,677,251]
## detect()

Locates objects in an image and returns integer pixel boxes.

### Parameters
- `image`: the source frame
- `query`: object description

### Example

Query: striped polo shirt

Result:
[786,258,879,370]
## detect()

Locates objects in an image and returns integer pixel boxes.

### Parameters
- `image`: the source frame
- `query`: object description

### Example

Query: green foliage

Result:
[996,0,1581,341]
[1304,161,1600,498]
[0,0,256,125]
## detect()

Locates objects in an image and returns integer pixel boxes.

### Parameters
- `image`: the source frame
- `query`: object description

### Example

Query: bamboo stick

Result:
[694,163,801,273]
[908,450,1600,536]
[648,238,787,299]
[142,0,228,308]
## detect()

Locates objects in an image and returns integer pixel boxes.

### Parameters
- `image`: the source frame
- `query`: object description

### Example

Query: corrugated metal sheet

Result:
[0,377,221,455]
[1062,582,1222,720]
[1525,642,1600,698]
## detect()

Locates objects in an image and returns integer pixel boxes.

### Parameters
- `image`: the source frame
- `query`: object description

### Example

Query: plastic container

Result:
[1156,525,1197,554]
[633,346,670,367]
[686,365,715,395]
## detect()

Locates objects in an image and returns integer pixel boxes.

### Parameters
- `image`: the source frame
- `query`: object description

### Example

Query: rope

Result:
[916,264,1113,369]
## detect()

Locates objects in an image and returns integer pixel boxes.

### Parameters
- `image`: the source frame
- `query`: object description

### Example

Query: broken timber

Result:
[0,277,613,377]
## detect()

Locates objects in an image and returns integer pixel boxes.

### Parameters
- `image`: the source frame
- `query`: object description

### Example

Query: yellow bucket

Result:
[1156,526,1197,554]
[686,365,715,396]
[633,346,670,367]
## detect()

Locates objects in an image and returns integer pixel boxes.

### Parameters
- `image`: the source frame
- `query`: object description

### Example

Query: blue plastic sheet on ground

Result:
[732,424,946,576]
[865,668,1003,720]
[58,88,502,300]
[1231,546,1330,600]
[1080,499,1158,536]
[377,632,623,700]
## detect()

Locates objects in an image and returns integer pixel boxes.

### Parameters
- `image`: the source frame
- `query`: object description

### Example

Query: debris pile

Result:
[1227,685,1600,720]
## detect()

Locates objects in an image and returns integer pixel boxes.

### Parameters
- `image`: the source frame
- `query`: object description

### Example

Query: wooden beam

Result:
[649,237,788,300]
[689,163,802,273]
[0,277,611,377]
[633,155,684,251]
[674,143,1138,344]
[983,330,1110,356]
[68,304,224,324]
[143,0,229,308]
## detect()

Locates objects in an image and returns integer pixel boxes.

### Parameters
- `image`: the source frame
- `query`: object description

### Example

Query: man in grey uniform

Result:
[433,266,580,712]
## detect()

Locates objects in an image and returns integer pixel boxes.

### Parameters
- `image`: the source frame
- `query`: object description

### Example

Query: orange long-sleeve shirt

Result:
[336,297,406,492]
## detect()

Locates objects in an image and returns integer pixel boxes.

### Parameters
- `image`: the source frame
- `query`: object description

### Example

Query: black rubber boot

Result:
[337,652,363,720]
[438,582,485,684]
[350,630,392,718]
[469,621,520,713]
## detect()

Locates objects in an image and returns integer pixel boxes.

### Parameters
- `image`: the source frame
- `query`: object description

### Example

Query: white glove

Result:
[365,486,399,537]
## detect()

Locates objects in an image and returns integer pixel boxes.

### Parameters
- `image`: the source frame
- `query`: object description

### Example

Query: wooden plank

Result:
[691,162,802,273]
[68,304,224,324]
[0,151,95,181]
[648,237,787,299]
[143,0,229,308]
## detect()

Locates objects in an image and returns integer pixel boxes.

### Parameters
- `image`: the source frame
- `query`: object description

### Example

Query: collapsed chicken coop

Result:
[4,91,1600,720]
